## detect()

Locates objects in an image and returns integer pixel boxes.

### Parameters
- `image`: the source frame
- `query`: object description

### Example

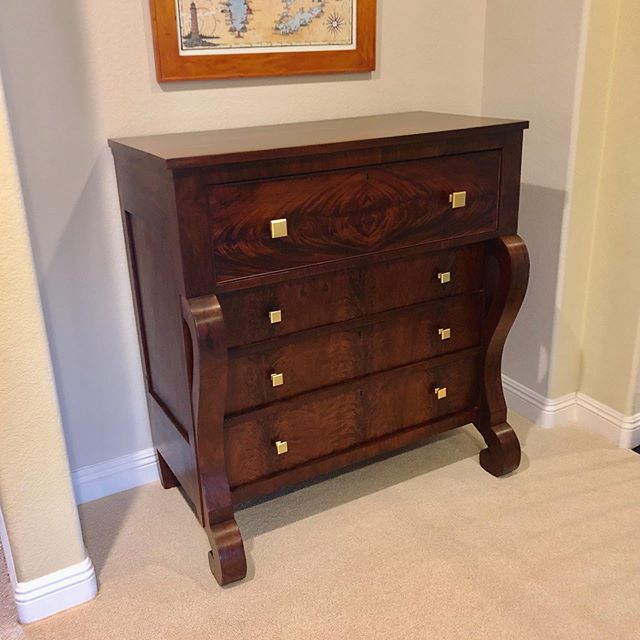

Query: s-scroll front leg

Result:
[182,295,247,586]
[474,235,530,477]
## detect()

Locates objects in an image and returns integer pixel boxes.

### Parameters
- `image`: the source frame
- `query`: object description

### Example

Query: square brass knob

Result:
[439,328,452,341]
[438,272,451,285]
[271,373,285,388]
[434,387,448,400]
[449,191,467,209]
[269,310,283,324]
[270,218,288,239]
[275,440,288,455]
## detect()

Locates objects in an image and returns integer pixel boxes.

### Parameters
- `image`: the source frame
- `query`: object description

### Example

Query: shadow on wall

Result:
[0,2,152,470]
[0,1,150,568]
[503,183,566,398]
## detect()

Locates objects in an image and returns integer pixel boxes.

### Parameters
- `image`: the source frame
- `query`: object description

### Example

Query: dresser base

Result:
[178,237,529,586]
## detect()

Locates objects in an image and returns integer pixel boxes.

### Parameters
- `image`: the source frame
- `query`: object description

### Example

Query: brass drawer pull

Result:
[438,328,452,341]
[271,373,285,388]
[270,218,288,239]
[275,440,289,455]
[434,387,448,400]
[449,191,467,209]
[438,271,451,284]
[269,310,282,324]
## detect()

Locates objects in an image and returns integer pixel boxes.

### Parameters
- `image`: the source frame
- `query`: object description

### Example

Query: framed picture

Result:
[149,1,377,81]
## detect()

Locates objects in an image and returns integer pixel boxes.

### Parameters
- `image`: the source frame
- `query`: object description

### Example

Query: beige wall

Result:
[635,344,640,414]
[552,0,640,415]
[0,1,488,473]
[482,0,587,396]
[0,73,86,582]
[549,0,621,399]
[577,0,640,414]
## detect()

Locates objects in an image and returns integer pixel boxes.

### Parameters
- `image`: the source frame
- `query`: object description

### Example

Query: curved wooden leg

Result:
[478,422,521,477]
[207,518,247,585]
[183,295,247,586]
[474,235,530,477]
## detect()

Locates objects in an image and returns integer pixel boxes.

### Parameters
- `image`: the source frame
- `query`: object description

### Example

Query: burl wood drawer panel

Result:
[224,353,479,488]
[226,294,483,414]
[219,244,484,348]
[209,151,500,281]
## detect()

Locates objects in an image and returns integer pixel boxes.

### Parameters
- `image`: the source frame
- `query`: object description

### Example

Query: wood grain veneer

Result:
[210,151,500,281]
[219,244,484,347]
[226,294,483,414]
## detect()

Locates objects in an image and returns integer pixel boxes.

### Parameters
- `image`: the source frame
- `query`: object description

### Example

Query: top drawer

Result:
[209,151,501,283]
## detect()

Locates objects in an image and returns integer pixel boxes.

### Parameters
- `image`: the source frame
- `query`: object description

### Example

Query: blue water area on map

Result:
[227,0,249,31]
[275,5,324,35]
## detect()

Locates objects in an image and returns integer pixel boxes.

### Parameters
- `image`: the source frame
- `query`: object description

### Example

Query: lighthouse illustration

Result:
[182,2,218,49]
[190,2,200,39]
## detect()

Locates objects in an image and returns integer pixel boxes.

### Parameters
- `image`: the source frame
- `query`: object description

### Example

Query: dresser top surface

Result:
[109,111,528,169]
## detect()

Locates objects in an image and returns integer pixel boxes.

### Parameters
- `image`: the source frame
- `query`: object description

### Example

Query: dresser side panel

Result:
[112,149,200,512]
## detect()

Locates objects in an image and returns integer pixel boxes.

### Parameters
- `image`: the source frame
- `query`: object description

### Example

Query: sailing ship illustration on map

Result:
[176,0,355,54]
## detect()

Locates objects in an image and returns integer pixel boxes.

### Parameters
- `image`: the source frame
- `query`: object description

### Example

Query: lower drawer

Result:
[219,244,483,348]
[226,294,483,414]
[224,353,479,488]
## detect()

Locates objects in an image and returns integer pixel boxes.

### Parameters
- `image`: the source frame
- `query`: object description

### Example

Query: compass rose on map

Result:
[325,10,344,36]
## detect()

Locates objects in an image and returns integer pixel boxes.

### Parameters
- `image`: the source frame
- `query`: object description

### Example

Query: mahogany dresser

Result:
[109,112,529,586]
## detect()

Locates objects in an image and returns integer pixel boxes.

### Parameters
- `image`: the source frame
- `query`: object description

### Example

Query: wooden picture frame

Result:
[149,1,376,82]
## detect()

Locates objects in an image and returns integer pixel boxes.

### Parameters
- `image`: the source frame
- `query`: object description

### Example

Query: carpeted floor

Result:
[2,412,640,639]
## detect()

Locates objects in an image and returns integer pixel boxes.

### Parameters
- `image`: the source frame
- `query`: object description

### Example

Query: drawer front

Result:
[225,354,479,488]
[226,294,482,414]
[210,151,500,282]
[219,244,483,348]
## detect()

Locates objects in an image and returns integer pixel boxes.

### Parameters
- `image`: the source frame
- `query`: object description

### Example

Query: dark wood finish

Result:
[156,449,179,489]
[110,112,527,169]
[181,295,247,585]
[226,352,479,487]
[226,295,482,413]
[231,408,479,503]
[149,0,376,82]
[220,244,483,347]
[474,235,530,476]
[116,153,204,521]
[109,111,529,587]
[210,151,500,282]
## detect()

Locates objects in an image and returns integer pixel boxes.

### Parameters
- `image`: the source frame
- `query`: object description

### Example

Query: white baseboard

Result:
[575,393,640,449]
[502,376,576,428]
[72,447,159,505]
[503,375,640,449]
[13,556,97,624]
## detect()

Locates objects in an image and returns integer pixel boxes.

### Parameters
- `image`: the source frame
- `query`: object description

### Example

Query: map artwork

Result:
[177,0,356,55]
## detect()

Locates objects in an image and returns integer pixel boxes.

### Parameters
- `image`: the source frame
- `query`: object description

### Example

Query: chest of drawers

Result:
[110,112,529,586]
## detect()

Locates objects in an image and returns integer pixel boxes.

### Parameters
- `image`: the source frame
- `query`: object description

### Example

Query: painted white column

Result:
[0,71,97,623]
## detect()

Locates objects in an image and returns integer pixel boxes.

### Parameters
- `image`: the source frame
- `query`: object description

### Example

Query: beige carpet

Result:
[2,413,640,639]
